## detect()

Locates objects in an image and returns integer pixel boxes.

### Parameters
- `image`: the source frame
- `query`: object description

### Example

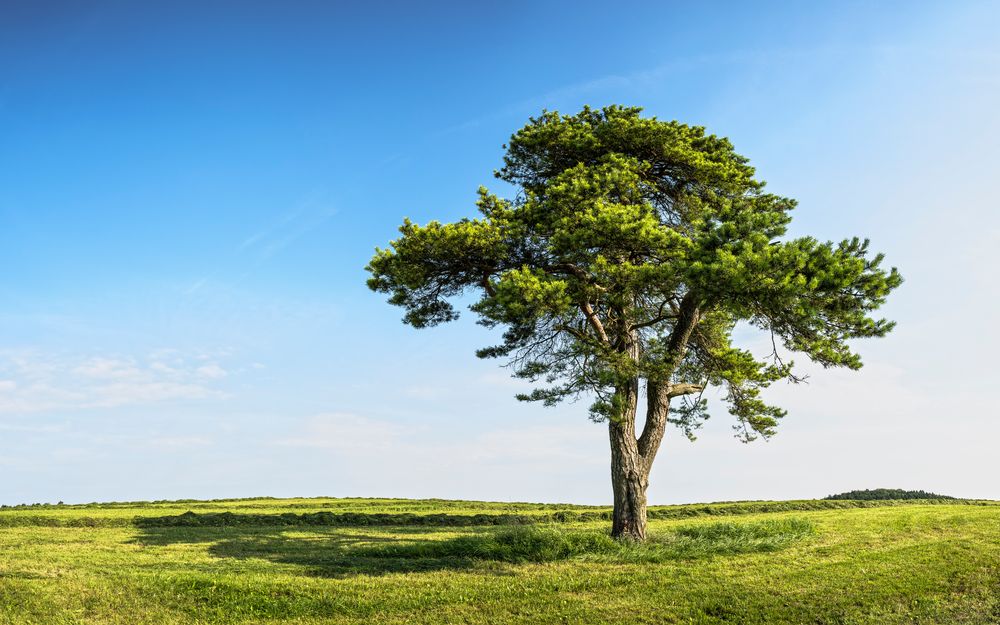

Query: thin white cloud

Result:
[239,197,337,259]
[185,196,337,295]
[0,422,65,434]
[402,385,445,400]
[434,49,802,139]
[195,363,228,379]
[145,436,214,450]
[0,349,234,415]
[74,357,143,380]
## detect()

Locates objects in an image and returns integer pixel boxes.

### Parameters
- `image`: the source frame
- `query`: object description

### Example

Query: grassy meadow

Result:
[0,497,998,624]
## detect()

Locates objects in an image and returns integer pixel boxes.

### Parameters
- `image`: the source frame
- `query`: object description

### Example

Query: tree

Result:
[367,106,901,540]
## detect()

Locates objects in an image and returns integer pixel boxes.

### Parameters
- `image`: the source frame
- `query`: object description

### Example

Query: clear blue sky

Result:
[1,1,998,505]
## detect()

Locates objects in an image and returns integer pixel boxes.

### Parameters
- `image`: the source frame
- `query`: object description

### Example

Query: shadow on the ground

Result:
[131,512,815,578]
[132,514,519,578]
[134,510,548,528]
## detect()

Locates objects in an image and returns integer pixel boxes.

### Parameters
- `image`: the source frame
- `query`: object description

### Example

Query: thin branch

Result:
[630,311,678,331]
[767,327,809,383]
[548,262,609,293]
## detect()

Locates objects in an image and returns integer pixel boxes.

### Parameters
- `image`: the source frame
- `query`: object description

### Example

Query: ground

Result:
[0,497,998,624]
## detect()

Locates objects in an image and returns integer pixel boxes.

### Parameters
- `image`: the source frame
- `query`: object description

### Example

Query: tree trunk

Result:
[609,379,676,541]
[606,296,699,541]
[610,420,649,541]
[608,381,649,541]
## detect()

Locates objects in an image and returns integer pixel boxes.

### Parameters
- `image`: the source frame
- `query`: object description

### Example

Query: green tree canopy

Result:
[367,105,901,539]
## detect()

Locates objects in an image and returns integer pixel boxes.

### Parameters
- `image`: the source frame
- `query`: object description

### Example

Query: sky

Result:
[1,1,998,506]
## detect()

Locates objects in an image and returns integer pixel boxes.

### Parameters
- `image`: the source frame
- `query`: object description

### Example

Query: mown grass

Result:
[0,495,989,527]
[0,497,997,624]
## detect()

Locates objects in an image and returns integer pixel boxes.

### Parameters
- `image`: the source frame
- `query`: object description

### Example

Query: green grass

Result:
[353,518,813,563]
[0,497,998,623]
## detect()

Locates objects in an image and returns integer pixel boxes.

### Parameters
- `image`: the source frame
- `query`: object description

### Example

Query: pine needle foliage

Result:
[368,105,901,440]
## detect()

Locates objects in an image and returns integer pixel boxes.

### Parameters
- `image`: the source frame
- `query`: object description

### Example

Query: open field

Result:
[1,497,998,624]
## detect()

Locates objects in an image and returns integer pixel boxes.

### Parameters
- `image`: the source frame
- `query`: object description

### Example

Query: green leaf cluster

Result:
[367,105,901,441]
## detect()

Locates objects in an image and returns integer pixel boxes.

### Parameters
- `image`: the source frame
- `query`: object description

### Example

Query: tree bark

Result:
[608,380,649,541]
[609,419,649,541]
[637,380,670,473]
[607,295,700,541]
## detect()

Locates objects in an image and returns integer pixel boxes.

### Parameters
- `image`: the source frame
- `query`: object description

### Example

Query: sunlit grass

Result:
[0,498,997,624]
[358,518,814,564]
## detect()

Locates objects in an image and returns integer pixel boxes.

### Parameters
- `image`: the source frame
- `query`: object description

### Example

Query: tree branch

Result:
[666,383,704,398]
[637,292,702,464]
[630,312,678,331]
[551,263,607,292]
[580,302,611,344]
[479,274,496,297]
[664,292,701,369]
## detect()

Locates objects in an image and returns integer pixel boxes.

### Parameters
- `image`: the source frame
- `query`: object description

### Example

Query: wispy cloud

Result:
[238,199,337,258]
[0,422,65,434]
[186,194,338,295]
[433,53,744,139]
[145,435,214,450]
[0,349,233,415]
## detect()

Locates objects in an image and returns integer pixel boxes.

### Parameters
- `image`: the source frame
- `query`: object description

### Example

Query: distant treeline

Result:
[825,489,955,501]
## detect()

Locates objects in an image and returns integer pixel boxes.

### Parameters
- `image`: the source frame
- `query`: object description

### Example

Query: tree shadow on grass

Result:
[131,513,815,578]
[212,532,515,577]
[132,514,523,578]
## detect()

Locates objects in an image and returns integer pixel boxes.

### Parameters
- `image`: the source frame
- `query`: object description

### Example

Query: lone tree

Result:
[367,106,901,540]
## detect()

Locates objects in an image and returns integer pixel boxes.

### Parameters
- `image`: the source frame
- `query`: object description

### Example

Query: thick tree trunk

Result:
[609,380,675,541]
[608,379,649,541]
[610,418,649,541]
[606,295,700,541]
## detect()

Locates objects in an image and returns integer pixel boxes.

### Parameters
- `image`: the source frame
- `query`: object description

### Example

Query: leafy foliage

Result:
[368,105,901,441]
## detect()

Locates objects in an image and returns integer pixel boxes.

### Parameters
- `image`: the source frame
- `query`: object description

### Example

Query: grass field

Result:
[1,497,998,624]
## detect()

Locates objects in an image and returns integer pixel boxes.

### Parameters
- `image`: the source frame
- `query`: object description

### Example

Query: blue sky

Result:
[1,1,998,505]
